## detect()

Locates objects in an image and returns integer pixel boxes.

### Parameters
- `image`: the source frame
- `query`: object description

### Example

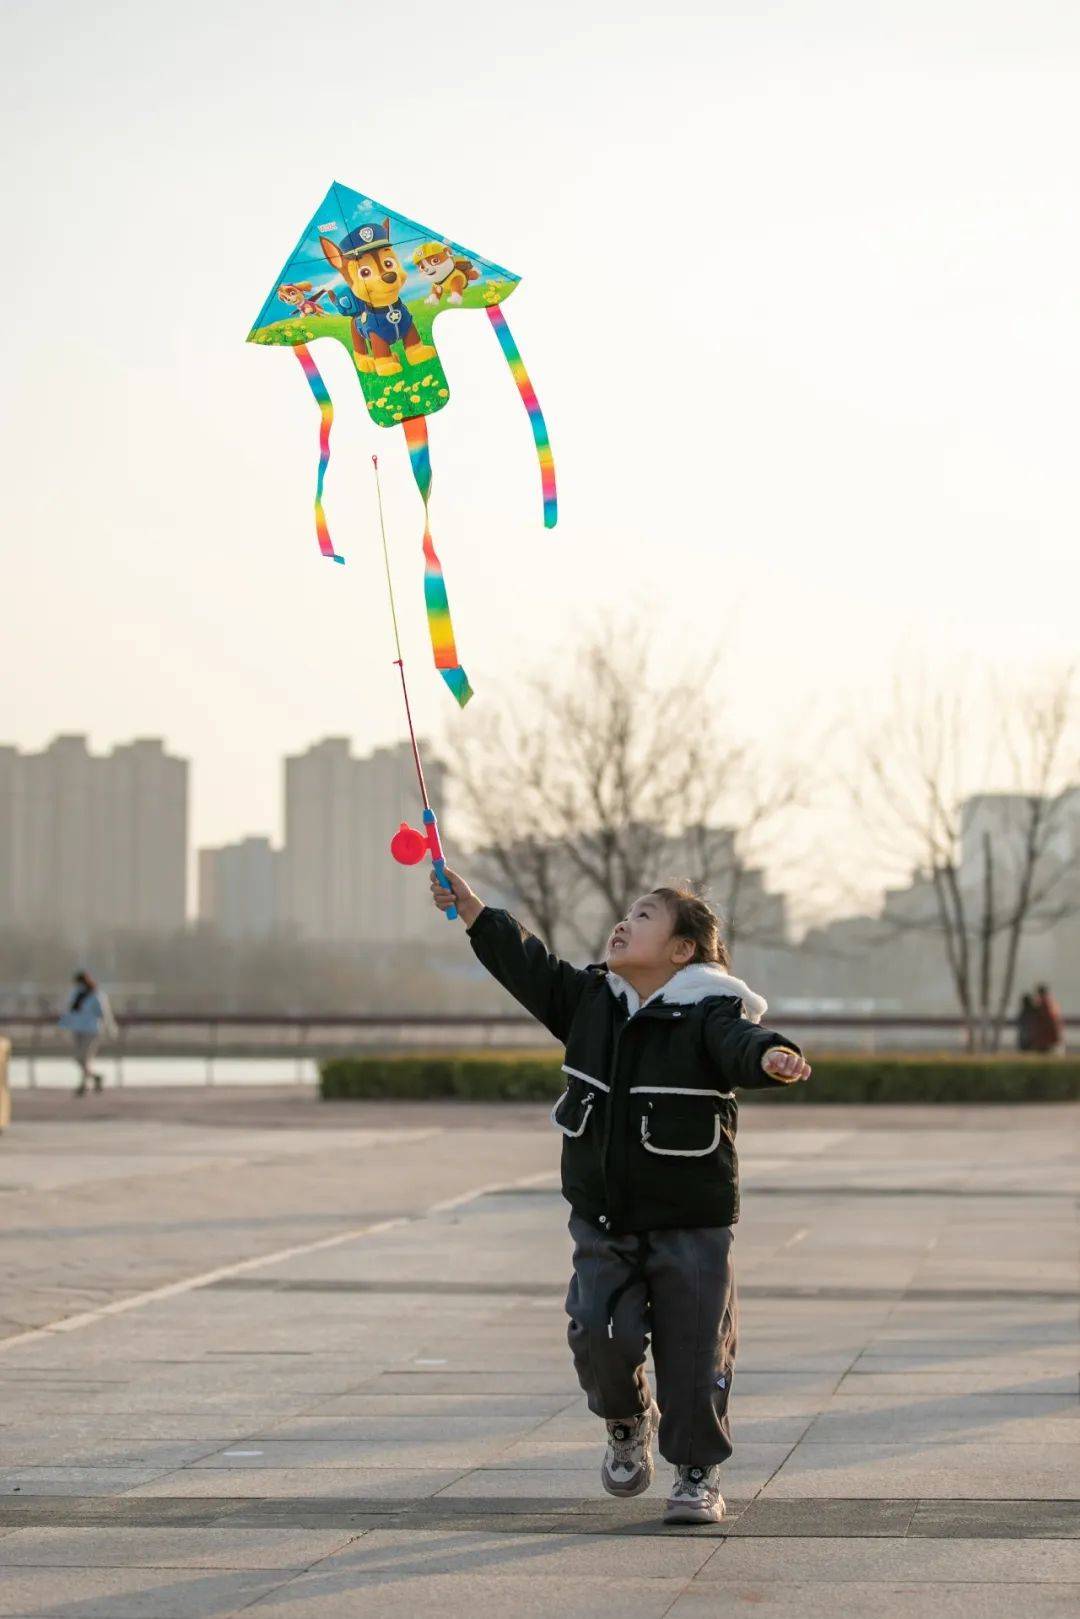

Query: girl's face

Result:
[605,893,693,974]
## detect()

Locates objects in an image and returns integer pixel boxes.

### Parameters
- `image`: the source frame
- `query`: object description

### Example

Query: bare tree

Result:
[846,662,1080,1050]
[448,620,807,958]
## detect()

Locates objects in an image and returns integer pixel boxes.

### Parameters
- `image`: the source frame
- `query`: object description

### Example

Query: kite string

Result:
[371,454,429,810]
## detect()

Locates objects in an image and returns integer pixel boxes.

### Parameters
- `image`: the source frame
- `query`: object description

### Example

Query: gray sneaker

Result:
[664,1464,726,1524]
[601,1400,659,1497]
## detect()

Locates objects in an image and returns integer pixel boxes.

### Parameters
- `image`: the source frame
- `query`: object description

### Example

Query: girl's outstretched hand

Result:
[430,866,484,928]
[761,1046,812,1084]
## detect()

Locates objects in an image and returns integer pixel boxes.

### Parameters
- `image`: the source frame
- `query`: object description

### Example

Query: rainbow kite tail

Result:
[402,416,474,708]
[293,345,345,564]
[486,305,557,529]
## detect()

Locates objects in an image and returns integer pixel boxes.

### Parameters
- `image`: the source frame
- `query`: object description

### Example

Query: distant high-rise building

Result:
[279,738,446,943]
[198,837,279,941]
[0,736,188,944]
[0,745,18,924]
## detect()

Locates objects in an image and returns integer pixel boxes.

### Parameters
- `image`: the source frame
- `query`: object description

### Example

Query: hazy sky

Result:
[4,1,1080,907]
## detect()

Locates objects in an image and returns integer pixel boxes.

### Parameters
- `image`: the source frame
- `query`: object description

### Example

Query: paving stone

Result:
[805,1394,1080,1444]
[0,1563,296,1617]
[278,1392,575,1420]
[0,1467,169,1497]
[189,1437,516,1469]
[836,1372,1079,1395]
[910,1500,1080,1539]
[316,1526,720,1576]
[257,1413,555,1443]
[0,1416,262,1442]
[128,1467,464,1500]
[762,1442,1080,1499]
[667,1582,1080,1617]
[697,1535,1080,1580]
[368,1372,582,1395]
[0,1499,250,1529]
[728,1498,917,1537]
[242,1569,688,1618]
[0,1524,363,1566]
[0,1441,225,1468]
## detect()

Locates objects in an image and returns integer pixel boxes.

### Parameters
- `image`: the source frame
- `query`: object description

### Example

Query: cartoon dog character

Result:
[277,282,333,317]
[319,219,437,377]
[412,241,481,306]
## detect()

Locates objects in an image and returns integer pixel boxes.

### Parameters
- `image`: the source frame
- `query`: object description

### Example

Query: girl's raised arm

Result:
[433,868,592,1043]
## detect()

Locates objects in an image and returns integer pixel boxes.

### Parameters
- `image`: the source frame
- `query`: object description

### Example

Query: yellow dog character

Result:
[412,241,481,306]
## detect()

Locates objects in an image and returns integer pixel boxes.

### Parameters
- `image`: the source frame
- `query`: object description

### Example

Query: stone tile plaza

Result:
[7,4,1080,1617]
[0,1090,1076,1616]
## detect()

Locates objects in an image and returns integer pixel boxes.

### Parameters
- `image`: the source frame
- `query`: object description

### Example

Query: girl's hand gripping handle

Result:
[423,808,457,922]
[429,861,484,929]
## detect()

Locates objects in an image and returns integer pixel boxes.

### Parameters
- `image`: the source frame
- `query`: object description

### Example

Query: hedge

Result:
[319,1052,1080,1105]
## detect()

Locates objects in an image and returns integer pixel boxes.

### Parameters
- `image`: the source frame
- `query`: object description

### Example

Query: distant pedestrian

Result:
[1016,993,1038,1052]
[1030,983,1066,1056]
[58,971,118,1096]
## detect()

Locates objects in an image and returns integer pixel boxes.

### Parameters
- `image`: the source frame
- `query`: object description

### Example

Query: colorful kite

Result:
[248,181,557,917]
[248,180,557,708]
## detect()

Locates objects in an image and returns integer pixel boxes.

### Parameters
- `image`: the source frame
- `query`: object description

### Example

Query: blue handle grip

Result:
[431,855,458,922]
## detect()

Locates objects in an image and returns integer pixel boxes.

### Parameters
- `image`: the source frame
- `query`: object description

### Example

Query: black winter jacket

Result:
[468,907,801,1235]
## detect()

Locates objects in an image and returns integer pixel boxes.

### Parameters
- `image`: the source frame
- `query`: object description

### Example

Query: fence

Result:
[3,1010,1076,1086]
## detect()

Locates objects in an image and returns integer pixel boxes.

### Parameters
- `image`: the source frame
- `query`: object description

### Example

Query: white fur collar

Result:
[605,962,767,1023]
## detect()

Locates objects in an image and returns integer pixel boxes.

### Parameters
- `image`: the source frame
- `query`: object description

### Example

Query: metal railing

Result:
[3,1010,1075,1086]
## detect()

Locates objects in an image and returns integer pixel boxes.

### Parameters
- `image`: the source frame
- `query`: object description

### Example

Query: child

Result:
[431,868,810,1525]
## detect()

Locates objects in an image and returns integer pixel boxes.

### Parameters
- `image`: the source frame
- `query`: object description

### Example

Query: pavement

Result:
[0,1088,1077,1616]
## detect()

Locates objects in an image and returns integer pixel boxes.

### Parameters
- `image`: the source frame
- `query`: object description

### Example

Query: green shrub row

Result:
[320,1053,564,1102]
[319,1052,1080,1104]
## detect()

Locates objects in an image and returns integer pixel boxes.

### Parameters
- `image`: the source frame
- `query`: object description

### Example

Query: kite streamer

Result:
[292,345,344,564]
[486,305,557,528]
[403,418,473,708]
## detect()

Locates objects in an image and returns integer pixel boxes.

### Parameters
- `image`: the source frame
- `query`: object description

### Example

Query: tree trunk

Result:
[978,832,995,1055]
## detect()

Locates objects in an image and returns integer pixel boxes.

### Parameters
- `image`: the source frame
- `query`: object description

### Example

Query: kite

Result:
[248,180,557,707]
[248,181,557,917]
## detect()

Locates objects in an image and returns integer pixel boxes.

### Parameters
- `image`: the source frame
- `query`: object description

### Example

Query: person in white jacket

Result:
[58,971,118,1096]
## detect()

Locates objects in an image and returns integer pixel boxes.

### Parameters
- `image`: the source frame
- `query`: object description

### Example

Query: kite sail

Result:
[247,179,557,708]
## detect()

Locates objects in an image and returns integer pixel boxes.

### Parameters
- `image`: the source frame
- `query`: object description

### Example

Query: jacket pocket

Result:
[632,1086,724,1157]
[550,1065,607,1138]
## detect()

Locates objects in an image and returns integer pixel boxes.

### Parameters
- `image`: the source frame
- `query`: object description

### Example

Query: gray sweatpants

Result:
[565,1213,737,1469]
[72,1034,101,1076]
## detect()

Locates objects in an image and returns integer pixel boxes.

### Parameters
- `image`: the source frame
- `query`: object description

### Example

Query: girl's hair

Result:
[651,885,730,970]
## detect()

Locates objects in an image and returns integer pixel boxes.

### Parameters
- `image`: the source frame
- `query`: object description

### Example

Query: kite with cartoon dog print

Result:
[248,179,557,709]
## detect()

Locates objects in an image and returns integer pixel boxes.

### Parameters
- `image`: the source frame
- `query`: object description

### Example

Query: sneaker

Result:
[664,1464,726,1524]
[601,1400,659,1497]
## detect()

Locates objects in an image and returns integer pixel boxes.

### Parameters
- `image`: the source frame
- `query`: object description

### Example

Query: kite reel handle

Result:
[389,810,458,921]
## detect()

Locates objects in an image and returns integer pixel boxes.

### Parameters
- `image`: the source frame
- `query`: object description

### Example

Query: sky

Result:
[4,0,1080,920]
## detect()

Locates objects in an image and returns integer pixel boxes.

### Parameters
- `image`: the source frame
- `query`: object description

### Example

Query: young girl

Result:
[431,869,810,1525]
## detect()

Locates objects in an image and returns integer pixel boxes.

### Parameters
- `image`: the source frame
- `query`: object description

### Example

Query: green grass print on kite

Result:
[249,280,516,429]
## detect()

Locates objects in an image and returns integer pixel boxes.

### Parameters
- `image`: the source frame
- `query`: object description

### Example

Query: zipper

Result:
[600,1018,627,1209]
[599,1001,681,1221]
